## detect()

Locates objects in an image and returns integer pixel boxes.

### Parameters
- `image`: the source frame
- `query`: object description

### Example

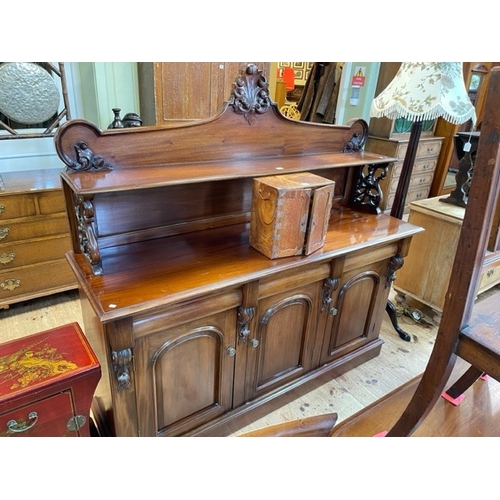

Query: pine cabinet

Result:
[394,196,500,316]
[54,64,422,436]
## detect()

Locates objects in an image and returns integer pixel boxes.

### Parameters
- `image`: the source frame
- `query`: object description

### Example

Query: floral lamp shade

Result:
[370,62,477,126]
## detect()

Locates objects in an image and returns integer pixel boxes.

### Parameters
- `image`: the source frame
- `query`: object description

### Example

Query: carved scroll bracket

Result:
[351,163,388,215]
[321,277,340,313]
[74,193,102,275]
[387,255,404,288]
[230,64,271,124]
[66,141,113,173]
[238,306,255,344]
[112,348,133,391]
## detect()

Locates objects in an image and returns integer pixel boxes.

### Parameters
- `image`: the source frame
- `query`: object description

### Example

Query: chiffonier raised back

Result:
[53,64,422,437]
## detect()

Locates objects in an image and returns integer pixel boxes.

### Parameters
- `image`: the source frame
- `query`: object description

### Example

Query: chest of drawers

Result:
[365,135,444,213]
[0,169,78,308]
[0,322,100,437]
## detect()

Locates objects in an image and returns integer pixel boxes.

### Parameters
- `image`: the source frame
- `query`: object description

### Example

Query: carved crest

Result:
[230,64,271,124]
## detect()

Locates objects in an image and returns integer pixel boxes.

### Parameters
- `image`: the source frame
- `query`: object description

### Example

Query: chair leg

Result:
[443,365,484,402]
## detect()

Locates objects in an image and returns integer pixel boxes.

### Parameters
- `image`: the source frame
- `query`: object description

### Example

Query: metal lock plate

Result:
[67,415,86,432]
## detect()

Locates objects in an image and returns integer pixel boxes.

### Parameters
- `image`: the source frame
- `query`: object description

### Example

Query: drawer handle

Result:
[226,346,236,357]
[0,252,15,264]
[0,204,4,213]
[0,228,9,240]
[7,411,38,433]
[1,279,21,291]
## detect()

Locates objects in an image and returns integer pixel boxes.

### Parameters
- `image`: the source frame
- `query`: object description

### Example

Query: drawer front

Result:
[0,259,77,301]
[393,139,442,160]
[386,185,430,209]
[0,234,72,268]
[479,263,500,293]
[392,158,438,178]
[0,214,69,243]
[0,194,37,219]
[0,391,78,437]
[38,190,67,215]
[416,139,442,158]
[388,171,434,194]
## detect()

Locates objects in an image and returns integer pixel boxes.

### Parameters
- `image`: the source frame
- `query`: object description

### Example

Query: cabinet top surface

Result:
[0,168,64,195]
[410,195,466,221]
[69,209,423,322]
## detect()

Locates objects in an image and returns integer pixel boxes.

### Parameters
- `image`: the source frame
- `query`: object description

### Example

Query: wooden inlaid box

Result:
[249,172,335,259]
[0,323,100,437]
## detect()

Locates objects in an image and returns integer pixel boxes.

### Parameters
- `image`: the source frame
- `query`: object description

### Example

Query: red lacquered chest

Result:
[0,323,100,437]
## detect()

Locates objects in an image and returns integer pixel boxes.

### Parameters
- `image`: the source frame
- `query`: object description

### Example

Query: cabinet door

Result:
[135,309,237,437]
[319,259,390,365]
[244,281,321,401]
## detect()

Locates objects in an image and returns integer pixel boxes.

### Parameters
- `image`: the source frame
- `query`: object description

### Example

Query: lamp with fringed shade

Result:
[370,62,477,219]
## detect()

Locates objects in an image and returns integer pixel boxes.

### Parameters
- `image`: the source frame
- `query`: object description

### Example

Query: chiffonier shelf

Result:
[54,64,423,437]
[0,168,78,309]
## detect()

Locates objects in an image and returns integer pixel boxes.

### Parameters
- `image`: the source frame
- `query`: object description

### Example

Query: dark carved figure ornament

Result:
[351,163,388,214]
[230,64,271,124]
[66,141,114,173]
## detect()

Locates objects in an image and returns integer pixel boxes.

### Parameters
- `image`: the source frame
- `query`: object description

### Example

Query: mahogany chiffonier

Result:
[0,323,100,437]
[0,169,78,309]
[54,64,423,437]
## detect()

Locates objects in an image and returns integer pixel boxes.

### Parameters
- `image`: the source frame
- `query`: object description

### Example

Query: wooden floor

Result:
[2,285,500,437]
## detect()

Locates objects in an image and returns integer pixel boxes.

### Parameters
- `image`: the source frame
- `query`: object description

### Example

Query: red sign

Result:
[352,75,365,87]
